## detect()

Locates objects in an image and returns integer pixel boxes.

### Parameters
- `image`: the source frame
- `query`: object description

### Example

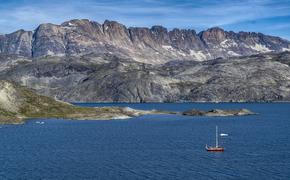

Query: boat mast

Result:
[216,126,218,147]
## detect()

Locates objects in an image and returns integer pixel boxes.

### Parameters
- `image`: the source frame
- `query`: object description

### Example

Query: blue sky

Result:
[0,0,290,39]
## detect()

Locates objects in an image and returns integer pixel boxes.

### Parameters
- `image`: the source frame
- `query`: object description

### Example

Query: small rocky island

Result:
[182,108,256,116]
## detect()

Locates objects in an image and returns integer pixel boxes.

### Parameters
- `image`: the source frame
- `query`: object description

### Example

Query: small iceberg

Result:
[220,133,229,137]
[36,121,45,124]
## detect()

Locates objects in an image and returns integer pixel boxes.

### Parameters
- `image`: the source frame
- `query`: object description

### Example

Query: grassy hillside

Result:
[0,80,151,124]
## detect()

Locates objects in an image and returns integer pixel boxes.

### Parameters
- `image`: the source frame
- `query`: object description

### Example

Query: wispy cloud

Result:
[0,0,289,39]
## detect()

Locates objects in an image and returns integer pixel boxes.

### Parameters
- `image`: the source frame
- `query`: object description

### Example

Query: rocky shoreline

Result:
[0,105,170,125]
[0,80,257,125]
[0,80,171,124]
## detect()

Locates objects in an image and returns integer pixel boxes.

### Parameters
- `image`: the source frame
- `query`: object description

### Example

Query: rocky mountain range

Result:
[0,19,290,102]
[0,19,290,64]
[1,51,290,102]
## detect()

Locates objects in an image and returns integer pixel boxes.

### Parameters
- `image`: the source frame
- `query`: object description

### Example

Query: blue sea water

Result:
[0,103,290,179]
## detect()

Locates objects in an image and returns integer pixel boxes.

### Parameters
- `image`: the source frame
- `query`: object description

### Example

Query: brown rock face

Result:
[200,27,226,44]
[103,20,132,46]
[169,29,204,51]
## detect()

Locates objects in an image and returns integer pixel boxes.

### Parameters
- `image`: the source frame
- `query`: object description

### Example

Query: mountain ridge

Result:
[1,19,290,103]
[1,51,290,102]
[1,19,290,64]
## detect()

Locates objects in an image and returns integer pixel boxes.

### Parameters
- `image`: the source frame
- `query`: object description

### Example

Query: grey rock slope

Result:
[1,52,290,102]
[0,19,290,64]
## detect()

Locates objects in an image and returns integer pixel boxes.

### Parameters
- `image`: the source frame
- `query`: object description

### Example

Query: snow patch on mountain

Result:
[162,45,174,51]
[190,50,207,61]
[282,47,290,52]
[228,51,240,56]
[220,40,238,48]
[250,44,272,52]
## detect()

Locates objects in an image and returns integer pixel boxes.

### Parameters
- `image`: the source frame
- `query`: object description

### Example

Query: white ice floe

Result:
[36,121,45,124]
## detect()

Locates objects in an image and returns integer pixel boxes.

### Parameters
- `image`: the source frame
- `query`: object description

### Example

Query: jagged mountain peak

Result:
[35,23,63,32]
[151,25,168,32]
[103,19,123,25]
[199,27,227,43]
[0,19,290,64]
[204,27,225,32]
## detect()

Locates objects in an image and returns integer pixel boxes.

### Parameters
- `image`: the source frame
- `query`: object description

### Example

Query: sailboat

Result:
[206,126,224,152]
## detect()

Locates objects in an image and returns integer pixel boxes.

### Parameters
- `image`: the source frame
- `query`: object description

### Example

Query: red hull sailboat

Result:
[206,126,224,152]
